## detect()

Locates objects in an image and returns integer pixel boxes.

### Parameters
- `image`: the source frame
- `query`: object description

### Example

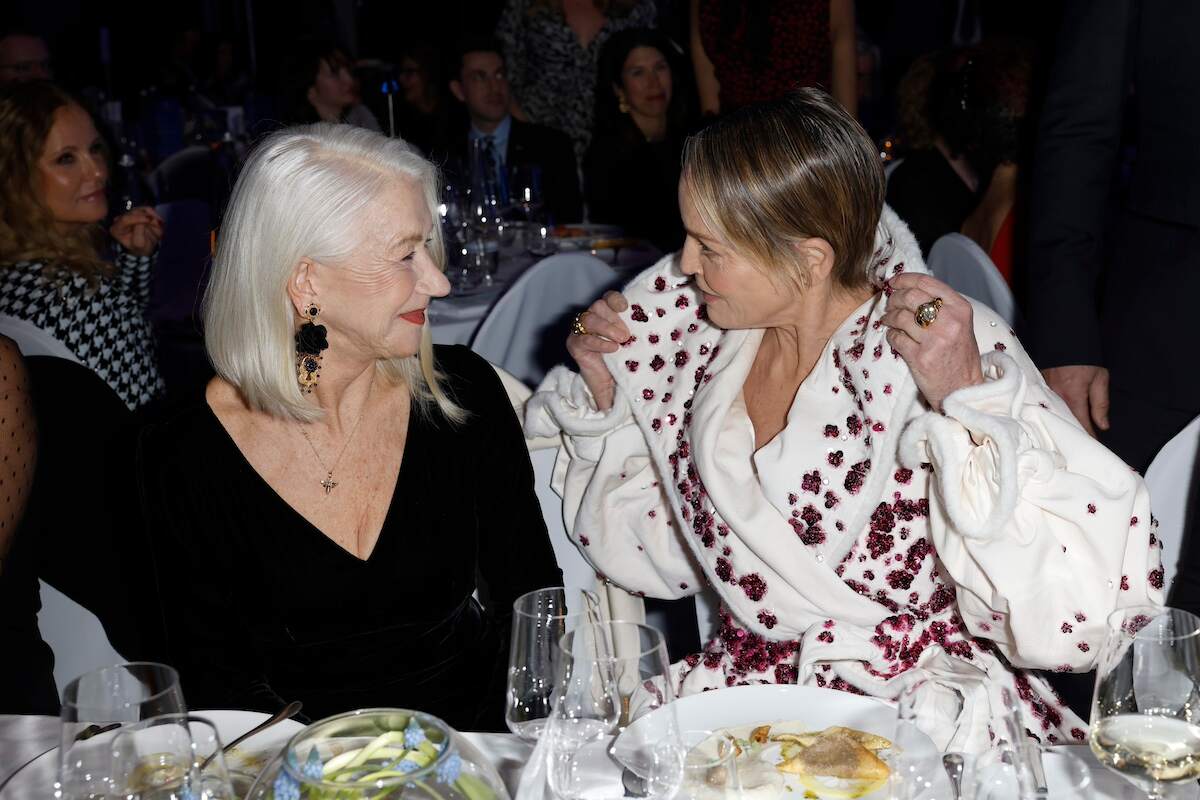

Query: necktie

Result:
[481,136,508,203]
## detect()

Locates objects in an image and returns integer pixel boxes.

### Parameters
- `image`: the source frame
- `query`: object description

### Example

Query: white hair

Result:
[203,123,464,424]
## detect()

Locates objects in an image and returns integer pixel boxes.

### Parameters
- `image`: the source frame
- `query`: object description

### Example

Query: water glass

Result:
[887,679,955,800]
[59,662,186,799]
[465,231,500,286]
[676,730,740,800]
[545,621,682,800]
[973,744,1091,800]
[506,587,600,742]
[1090,606,1200,799]
[109,716,236,800]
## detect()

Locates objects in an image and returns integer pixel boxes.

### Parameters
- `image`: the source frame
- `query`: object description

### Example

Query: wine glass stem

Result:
[1146,781,1164,800]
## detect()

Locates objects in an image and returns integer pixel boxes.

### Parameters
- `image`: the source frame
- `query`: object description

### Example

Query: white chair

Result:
[37,582,126,693]
[471,253,622,388]
[528,446,601,602]
[1144,414,1200,594]
[926,232,1018,328]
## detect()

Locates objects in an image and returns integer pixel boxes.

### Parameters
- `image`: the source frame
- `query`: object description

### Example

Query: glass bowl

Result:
[244,708,511,800]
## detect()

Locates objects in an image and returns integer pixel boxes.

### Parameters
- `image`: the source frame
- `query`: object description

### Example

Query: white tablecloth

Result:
[1,714,1167,799]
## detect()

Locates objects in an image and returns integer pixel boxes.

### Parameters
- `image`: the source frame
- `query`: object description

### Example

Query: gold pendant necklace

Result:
[300,383,372,495]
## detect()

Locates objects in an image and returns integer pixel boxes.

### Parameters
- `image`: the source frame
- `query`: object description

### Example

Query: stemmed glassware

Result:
[1090,606,1200,799]
[675,730,740,800]
[506,587,600,743]
[544,620,683,800]
[57,662,190,799]
[972,744,1091,799]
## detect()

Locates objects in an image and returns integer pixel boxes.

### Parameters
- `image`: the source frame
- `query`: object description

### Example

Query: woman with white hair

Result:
[527,89,1161,751]
[136,123,561,729]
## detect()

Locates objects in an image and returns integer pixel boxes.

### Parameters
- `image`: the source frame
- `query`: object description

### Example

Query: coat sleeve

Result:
[900,305,1163,672]
[1026,0,1132,369]
[114,248,156,311]
[526,366,706,599]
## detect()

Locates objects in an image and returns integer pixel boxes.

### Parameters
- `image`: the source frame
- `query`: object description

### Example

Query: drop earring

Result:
[295,303,328,393]
[618,95,630,114]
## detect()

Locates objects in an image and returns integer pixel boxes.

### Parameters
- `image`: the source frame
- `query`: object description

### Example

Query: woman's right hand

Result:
[566,291,631,411]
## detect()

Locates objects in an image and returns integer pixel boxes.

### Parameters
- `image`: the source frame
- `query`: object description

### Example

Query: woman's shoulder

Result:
[138,394,225,464]
[433,345,511,413]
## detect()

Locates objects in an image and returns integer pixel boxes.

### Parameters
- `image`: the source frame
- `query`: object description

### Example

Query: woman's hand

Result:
[882,273,984,412]
[566,291,631,411]
[110,206,164,256]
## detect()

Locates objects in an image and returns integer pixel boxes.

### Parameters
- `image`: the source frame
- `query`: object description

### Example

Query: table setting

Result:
[428,161,660,348]
[3,600,1198,799]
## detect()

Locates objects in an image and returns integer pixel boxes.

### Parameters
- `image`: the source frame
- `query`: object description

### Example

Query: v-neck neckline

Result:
[202,400,415,563]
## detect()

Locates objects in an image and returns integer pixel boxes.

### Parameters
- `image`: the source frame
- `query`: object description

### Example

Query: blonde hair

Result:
[0,81,110,280]
[683,88,885,291]
[203,123,464,424]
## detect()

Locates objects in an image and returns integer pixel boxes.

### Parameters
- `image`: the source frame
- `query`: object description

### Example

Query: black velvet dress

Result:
[135,347,562,730]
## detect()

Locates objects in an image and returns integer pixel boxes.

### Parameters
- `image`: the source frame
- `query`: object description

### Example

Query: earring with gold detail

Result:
[295,303,328,393]
[618,94,630,114]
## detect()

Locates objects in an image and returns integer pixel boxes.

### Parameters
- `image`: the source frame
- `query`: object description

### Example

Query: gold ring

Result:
[915,297,943,329]
[572,311,590,336]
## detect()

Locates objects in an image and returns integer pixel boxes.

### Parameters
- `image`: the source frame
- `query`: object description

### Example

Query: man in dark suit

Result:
[440,36,582,225]
[1028,0,1200,711]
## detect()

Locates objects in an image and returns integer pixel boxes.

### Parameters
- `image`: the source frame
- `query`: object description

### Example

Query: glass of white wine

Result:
[1090,605,1200,799]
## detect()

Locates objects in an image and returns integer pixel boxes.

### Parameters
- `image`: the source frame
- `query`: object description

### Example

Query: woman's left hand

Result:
[882,273,984,412]
[110,206,164,256]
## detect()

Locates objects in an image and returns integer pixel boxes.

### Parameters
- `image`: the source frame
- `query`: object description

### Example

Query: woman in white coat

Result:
[525,88,1162,752]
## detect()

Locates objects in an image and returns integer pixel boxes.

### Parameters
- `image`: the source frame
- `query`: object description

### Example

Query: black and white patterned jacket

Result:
[0,250,165,409]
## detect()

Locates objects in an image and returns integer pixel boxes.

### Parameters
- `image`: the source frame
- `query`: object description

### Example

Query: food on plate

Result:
[777,729,890,780]
[694,722,895,799]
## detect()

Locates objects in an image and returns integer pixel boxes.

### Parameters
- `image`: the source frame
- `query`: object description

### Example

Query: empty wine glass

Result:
[1090,606,1200,799]
[506,587,600,742]
[545,620,682,800]
[58,662,186,799]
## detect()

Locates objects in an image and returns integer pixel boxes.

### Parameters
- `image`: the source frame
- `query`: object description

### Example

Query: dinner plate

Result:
[615,683,949,800]
[0,709,304,799]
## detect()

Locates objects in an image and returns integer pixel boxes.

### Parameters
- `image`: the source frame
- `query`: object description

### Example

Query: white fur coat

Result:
[525,208,1162,752]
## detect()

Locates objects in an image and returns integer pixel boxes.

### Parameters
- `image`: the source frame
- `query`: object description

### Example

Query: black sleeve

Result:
[435,347,563,730]
[1026,0,1133,369]
[438,347,564,618]
[135,419,292,716]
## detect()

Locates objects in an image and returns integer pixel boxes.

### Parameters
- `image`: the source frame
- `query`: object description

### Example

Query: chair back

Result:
[0,315,80,363]
[528,446,599,599]
[471,253,623,387]
[38,581,126,693]
[1145,414,1200,594]
[927,233,1018,327]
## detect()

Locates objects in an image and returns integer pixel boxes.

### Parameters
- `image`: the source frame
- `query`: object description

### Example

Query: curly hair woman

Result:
[0,80,165,409]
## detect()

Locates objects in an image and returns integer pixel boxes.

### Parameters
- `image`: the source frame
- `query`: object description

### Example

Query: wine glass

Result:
[508,164,544,223]
[676,730,740,800]
[1090,606,1200,799]
[544,620,682,800]
[973,744,1091,800]
[506,586,600,742]
[58,662,186,799]
[109,716,236,799]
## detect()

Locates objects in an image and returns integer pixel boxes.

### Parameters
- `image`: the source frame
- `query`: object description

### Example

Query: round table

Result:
[0,713,1179,799]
